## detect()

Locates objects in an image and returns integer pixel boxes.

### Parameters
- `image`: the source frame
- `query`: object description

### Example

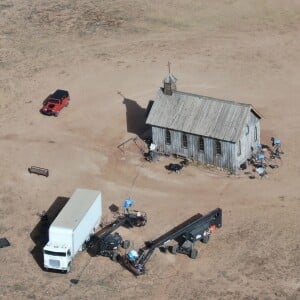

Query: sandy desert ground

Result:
[0,0,300,299]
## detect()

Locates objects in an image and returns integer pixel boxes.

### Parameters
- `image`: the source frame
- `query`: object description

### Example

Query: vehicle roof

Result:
[51,89,69,99]
[51,189,101,230]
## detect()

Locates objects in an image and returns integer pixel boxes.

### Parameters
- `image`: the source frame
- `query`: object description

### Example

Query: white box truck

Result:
[43,188,102,272]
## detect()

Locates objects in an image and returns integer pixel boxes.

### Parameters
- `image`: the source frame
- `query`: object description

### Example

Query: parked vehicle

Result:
[43,189,102,272]
[40,89,70,116]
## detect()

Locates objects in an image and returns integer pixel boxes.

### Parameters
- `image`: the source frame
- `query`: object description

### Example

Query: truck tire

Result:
[65,102,69,107]
[54,112,59,117]
[122,240,130,249]
[171,244,178,254]
[66,263,71,273]
[190,248,198,259]
[202,235,210,244]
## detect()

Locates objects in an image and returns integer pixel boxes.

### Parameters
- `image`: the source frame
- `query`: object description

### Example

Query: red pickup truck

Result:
[41,89,70,117]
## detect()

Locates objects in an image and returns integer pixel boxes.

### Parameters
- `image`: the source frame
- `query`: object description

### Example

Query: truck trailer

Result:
[43,188,102,272]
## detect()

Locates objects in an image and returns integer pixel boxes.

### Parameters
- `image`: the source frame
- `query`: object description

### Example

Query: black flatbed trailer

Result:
[120,208,222,275]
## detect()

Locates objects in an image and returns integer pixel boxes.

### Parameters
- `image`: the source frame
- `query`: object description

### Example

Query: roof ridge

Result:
[174,90,251,107]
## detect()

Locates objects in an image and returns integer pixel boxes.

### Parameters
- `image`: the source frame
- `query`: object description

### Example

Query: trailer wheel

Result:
[190,248,198,259]
[171,244,178,254]
[122,240,130,249]
[202,234,210,244]
[111,252,118,262]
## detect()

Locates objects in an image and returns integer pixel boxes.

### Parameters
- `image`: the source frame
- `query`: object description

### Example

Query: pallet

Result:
[28,166,49,177]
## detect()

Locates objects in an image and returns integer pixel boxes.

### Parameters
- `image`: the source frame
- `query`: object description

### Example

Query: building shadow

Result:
[122,98,153,139]
[30,196,69,270]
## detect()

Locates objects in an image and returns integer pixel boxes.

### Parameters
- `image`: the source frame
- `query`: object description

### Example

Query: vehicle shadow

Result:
[122,98,153,139]
[30,196,69,270]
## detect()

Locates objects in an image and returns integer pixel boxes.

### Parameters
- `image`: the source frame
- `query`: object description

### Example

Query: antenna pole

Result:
[167,61,171,74]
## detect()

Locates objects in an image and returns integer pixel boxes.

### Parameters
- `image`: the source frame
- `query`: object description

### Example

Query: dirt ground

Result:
[0,1,300,299]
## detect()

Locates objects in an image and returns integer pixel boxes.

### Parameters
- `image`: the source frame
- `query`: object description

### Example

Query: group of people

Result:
[250,137,283,178]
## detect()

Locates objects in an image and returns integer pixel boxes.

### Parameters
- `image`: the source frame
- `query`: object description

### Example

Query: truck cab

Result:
[43,243,72,272]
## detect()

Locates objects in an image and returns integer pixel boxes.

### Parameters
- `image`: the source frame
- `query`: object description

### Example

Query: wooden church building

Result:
[146,71,262,173]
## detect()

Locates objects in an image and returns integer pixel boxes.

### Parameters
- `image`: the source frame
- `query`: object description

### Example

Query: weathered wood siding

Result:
[152,126,236,172]
[236,111,261,168]
[152,110,260,173]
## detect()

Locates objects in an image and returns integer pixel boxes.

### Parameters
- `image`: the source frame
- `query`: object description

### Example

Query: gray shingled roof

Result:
[146,89,261,143]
